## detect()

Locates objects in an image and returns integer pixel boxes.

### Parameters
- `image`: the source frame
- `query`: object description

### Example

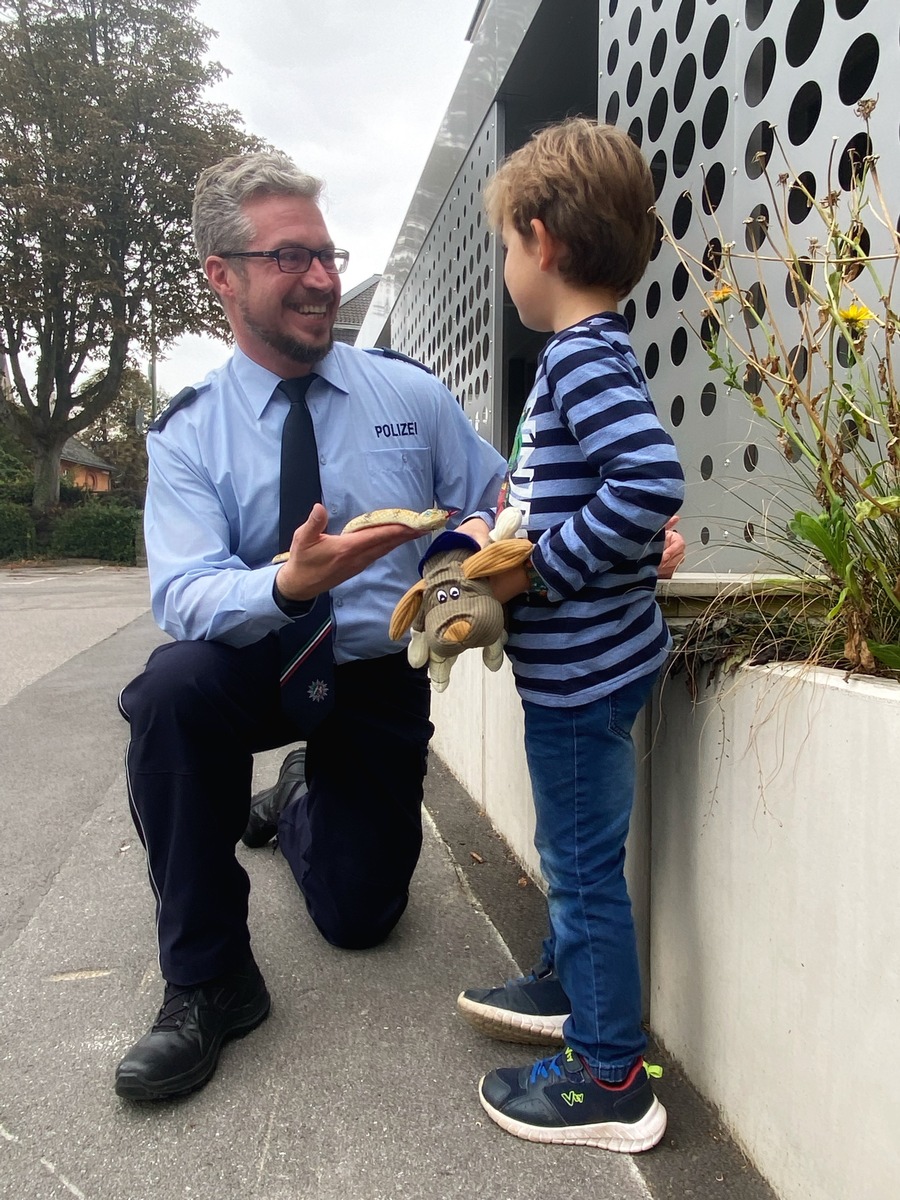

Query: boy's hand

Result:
[455,516,492,548]
[658,516,686,579]
[488,563,531,603]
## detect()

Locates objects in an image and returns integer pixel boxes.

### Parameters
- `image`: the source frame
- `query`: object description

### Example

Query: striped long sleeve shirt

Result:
[501,311,685,705]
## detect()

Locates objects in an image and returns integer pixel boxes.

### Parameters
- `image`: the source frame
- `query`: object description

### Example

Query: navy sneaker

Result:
[457,964,569,1044]
[479,1047,667,1152]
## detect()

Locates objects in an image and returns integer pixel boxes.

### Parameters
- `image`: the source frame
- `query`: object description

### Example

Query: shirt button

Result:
[319,455,326,465]
[334,598,344,608]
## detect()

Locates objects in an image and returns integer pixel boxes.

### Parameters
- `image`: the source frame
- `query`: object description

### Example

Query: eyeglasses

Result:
[218,245,350,275]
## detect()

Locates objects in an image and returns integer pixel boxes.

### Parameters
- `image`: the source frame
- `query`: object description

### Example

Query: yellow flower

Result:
[839,303,874,331]
[708,285,734,304]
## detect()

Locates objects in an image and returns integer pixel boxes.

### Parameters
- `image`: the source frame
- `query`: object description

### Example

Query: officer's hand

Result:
[275,504,423,602]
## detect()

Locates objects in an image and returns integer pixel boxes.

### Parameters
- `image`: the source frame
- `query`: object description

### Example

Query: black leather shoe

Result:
[242,745,307,848]
[114,965,271,1100]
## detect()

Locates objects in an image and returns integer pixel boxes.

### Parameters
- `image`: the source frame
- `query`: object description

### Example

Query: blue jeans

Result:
[522,668,659,1081]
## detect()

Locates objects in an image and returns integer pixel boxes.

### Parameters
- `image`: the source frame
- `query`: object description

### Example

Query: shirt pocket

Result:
[332,448,433,522]
[360,446,434,511]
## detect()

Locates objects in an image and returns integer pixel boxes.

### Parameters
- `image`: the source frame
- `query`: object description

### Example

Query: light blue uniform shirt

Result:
[144,342,505,663]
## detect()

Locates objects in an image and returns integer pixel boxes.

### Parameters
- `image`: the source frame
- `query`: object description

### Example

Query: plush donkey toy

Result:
[388,508,533,691]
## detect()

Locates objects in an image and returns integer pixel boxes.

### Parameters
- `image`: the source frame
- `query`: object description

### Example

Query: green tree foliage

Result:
[0,0,261,511]
[79,365,156,496]
[0,414,31,484]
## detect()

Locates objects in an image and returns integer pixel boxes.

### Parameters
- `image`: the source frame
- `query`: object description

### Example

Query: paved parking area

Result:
[0,562,151,705]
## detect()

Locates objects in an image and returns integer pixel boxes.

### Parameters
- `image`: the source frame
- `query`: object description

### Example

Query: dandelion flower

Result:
[709,285,734,304]
[839,303,874,331]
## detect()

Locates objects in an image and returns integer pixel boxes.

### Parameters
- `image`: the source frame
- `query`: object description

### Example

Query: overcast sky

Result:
[153,0,477,395]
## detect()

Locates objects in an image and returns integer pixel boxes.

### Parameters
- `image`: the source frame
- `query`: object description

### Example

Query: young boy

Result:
[457,119,684,1151]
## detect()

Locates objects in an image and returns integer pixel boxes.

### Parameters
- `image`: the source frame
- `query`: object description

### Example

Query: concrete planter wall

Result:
[431,658,899,1200]
[649,661,899,1200]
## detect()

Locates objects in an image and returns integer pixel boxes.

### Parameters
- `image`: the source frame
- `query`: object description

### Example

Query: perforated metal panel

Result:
[599,0,899,569]
[390,107,505,446]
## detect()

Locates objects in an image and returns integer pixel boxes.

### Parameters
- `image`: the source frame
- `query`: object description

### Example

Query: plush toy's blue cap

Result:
[418,530,480,575]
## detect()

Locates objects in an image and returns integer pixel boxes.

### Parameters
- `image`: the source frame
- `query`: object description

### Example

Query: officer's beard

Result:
[238,302,333,367]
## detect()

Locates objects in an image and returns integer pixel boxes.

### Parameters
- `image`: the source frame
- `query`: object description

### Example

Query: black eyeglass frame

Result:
[218,245,350,275]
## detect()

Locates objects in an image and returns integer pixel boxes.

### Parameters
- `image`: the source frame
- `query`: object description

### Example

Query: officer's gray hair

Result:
[192,151,324,266]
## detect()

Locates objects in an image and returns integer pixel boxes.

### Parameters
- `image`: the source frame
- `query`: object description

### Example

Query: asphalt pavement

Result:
[0,563,777,1200]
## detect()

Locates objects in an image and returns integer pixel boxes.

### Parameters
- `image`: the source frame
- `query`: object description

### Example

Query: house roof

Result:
[60,437,114,472]
[333,275,381,345]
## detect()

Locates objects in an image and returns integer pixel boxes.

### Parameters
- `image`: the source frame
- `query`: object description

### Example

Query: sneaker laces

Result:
[152,985,196,1032]
[509,962,554,988]
[529,1052,567,1084]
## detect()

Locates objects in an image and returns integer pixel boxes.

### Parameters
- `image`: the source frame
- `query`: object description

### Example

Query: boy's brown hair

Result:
[484,117,656,298]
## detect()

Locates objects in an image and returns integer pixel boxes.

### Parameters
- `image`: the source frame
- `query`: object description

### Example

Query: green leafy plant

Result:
[49,501,139,564]
[0,499,35,559]
[663,103,900,678]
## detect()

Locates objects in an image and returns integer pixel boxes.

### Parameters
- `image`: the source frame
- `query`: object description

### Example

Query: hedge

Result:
[0,500,36,560]
[49,502,140,564]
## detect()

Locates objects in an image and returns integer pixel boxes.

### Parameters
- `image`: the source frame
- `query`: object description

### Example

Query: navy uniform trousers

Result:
[119,635,432,987]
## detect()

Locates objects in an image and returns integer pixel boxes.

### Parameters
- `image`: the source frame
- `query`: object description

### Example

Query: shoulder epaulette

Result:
[149,386,199,432]
[364,347,434,374]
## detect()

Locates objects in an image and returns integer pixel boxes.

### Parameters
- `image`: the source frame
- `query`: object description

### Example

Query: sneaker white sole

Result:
[478,1080,668,1152]
[457,991,567,1045]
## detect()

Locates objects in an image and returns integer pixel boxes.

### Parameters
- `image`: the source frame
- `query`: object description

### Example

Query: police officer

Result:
[114,151,507,1101]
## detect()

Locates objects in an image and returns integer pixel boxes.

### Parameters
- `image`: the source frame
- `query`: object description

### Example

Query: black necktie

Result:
[277,376,334,729]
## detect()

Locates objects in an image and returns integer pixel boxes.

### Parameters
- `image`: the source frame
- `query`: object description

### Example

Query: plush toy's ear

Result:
[463,539,533,579]
[389,580,426,640]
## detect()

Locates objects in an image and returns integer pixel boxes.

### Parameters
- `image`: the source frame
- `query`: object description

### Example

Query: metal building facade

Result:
[365,0,897,572]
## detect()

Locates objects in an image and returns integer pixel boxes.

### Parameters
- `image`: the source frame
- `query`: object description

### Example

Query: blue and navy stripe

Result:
[503,312,684,705]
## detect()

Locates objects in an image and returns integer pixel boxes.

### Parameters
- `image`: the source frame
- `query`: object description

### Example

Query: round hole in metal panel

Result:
[745,121,775,178]
[702,86,729,148]
[745,204,769,251]
[839,33,879,106]
[673,122,696,177]
[627,61,643,106]
[704,14,730,78]
[786,0,824,67]
[745,37,777,107]
[788,80,822,145]
[788,172,816,223]
[745,0,773,32]
[648,87,669,142]
[646,280,662,319]
[676,0,696,45]
[672,262,689,301]
[702,162,726,213]
[673,53,697,112]
[838,131,873,189]
[672,191,693,238]
[650,28,668,77]
[836,0,868,17]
